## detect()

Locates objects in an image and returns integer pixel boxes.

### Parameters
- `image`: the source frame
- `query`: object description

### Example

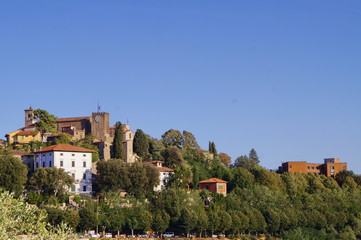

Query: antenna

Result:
[97,99,101,113]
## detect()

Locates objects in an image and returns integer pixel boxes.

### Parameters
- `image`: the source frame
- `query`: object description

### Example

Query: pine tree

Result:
[133,129,149,160]
[249,148,259,166]
[112,121,124,159]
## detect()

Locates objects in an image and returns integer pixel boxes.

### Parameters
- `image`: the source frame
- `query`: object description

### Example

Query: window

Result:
[289,165,292,168]
[42,154,45,157]
[42,162,45,167]
[205,185,209,190]
[72,161,75,167]
[83,186,87,192]
[307,166,310,169]
[72,154,75,156]
[60,153,63,156]
[83,173,86,180]
[60,161,63,167]
[83,162,86,167]
[83,154,86,157]
[217,184,223,190]
[49,161,52,167]
[71,173,75,179]
[36,162,39,168]
[71,185,76,192]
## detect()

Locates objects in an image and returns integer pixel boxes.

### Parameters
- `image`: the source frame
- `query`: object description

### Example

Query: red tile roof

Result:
[17,131,39,136]
[157,167,174,172]
[198,178,228,184]
[12,150,29,156]
[56,117,90,122]
[34,144,95,153]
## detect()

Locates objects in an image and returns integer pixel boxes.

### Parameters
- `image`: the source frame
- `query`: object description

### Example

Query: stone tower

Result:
[91,112,110,141]
[122,124,135,163]
[24,107,36,127]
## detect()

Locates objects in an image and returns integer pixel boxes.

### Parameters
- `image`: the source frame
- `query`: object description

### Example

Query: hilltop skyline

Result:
[1,1,360,172]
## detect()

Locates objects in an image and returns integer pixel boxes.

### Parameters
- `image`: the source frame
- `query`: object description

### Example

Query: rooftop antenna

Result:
[97,99,101,113]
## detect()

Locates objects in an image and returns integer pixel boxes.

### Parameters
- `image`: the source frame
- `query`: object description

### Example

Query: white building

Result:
[34,144,94,195]
[151,161,174,191]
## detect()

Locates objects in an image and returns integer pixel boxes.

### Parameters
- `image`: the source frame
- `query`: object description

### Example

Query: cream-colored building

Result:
[34,144,94,195]
[151,161,174,191]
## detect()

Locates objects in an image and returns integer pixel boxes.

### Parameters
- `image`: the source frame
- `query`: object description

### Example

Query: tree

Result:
[78,201,98,232]
[133,129,149,160]
[180,208,197,236]
[248,148,259,165]
[33,109,58,141]
[96,159,130,192]
[211,142,217,156]
[29,167,73,197]
[138,210,153,232]
[182,131,200,149]
[161,147,184,168]
[0,191,71,239]
[234,149,259,170]
[208,141,217,155]
[152,210,170,235]
[144,163,160,194]
[217,211,232,234]
[162,129,183,148]
[112,121,124,159]
[128,162,148,198]
[0,150,27,195]
[231,167,254,189]
[218,153,231,167]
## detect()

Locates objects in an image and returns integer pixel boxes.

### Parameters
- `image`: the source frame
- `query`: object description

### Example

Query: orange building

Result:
[282,158,347,177]
[199,178,228,196]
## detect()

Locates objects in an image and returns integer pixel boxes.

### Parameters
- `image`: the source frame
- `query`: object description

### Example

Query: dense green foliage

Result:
[0,149,28,195]
[29,167,74,197]
[133,129,149,160]
[112,121,124,159]
[2,127,361,239]
[33,109,58,139]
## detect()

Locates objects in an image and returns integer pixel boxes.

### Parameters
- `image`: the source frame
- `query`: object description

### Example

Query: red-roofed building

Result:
[34,144,94,195]
[199,178,228,196]
[150,161,174,191]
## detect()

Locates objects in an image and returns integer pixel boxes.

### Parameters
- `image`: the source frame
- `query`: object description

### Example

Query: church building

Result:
[5,107,137,163]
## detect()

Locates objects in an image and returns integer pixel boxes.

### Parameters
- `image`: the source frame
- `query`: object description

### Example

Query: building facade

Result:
[281,158,347,177]
[5,107,136,162]
[34,144,94,195]
[198,178,228,196]
[151,161,174,191]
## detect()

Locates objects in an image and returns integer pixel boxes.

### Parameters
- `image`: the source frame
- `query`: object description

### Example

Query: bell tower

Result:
[24,107,36,127]
[91,112,110,141]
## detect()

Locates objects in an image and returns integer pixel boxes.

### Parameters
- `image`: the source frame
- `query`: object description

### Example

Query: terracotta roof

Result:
[151,161,164,163]
[34,144,95,153]
[17,131,39,136]
[198,178,228,184]
[56,117,90,122]
[12,150,29,156]
[157,167,174,172]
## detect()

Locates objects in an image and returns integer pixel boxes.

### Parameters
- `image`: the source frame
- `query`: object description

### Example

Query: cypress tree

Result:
[211,142,217,156]
[133,129,149,160]
[112,121,124,159]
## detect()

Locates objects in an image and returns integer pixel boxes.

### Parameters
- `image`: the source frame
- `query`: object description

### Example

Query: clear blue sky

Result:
[1,1,360,172]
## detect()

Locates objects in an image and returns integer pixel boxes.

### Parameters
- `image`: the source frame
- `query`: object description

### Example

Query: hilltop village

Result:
[0,107,360,239]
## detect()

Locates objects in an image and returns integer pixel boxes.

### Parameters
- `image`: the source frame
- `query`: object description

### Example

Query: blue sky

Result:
[1,1,360,172]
